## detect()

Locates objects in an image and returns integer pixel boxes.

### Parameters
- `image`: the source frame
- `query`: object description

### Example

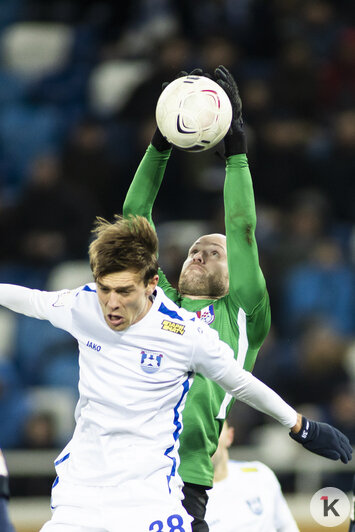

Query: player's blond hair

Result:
[89,214,159,285]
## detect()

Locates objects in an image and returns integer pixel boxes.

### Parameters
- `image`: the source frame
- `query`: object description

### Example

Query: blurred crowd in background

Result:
[0,0,355,493]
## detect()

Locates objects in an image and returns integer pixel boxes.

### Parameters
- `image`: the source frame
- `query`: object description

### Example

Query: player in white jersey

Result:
[205,423,299,531]
[0,215,351,532]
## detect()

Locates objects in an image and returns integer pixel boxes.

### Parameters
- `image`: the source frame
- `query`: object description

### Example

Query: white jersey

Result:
[0,283,297,496]
[205,460,300,532]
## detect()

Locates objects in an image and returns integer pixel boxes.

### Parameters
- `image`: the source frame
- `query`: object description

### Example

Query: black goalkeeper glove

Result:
[214,65,247,157]
[289,416,353,464]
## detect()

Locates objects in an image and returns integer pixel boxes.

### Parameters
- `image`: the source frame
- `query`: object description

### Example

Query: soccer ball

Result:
[155,75,232,152]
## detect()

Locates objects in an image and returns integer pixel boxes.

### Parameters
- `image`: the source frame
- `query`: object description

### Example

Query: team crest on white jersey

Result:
[246,496,263,515]
[140,350,164,374]
[196,304,215,325]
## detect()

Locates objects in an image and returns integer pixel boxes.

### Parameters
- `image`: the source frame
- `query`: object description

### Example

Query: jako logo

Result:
[310,487,350,526]
[86,340,101,352]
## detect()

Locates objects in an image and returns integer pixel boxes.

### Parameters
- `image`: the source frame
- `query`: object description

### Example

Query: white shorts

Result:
[40,476,193,532]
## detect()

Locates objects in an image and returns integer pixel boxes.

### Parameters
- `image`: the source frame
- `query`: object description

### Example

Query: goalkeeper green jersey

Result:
[123,145,271,488]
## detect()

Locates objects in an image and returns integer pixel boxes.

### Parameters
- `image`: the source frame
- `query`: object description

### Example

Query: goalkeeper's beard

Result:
[178,269,227,298]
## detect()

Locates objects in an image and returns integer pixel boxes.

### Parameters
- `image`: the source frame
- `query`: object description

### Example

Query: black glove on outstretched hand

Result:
[214,65,247,157]
[289,416,353,464]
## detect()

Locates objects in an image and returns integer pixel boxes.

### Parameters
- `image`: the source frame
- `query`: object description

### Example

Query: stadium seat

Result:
[11,263,91,388]
[156,220,210,251]
[0,103,66,187]
[46,260,93,291]
[14,314,78,387]
[0,308,16,360]
[88,59,150,115]
[0,264,50,290]
[0,22,74,79]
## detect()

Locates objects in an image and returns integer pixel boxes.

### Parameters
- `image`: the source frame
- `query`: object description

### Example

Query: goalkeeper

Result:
[123,66,351,531]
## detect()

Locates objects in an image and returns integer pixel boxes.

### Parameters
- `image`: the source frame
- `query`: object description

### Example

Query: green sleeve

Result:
[122,144,172,230]
[157,267,180,304]
[224,154,267,315]
[122,143,178,300]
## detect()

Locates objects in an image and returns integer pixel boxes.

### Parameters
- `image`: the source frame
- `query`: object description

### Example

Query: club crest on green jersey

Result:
[196,304,215,325]
[140,350,163,373]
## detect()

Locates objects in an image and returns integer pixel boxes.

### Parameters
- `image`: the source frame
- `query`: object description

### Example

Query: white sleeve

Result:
[191,322,297,428]
[0,284,75,333]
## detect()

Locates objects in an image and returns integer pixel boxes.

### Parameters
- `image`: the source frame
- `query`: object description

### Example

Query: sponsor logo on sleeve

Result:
[161,320,185,335]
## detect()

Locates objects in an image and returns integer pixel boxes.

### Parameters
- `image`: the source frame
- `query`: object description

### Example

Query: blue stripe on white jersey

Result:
[82,285,96,292]
[165,372,192,492]
[158,302,184,321]
[54,453,70,466]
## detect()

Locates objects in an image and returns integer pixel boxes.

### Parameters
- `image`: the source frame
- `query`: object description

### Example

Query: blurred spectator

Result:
[240,77,273,132]
[258,188,334,324]
[267,188,332,270]
[10,153,97,268]
[272,39,318,118]
[0,360,32,448]
[60,117,116,218]
[255,319,351,410]
[300,0,341,60]
[22,412,56,449]
[281,237,355,337]
[308,107,355,224]
[197,34,242,76]
[328,382,355,444]
[252,117,315,206]
[318,27,355,110]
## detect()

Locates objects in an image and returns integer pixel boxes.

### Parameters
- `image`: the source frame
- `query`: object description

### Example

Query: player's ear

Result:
[146,275,159,295]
